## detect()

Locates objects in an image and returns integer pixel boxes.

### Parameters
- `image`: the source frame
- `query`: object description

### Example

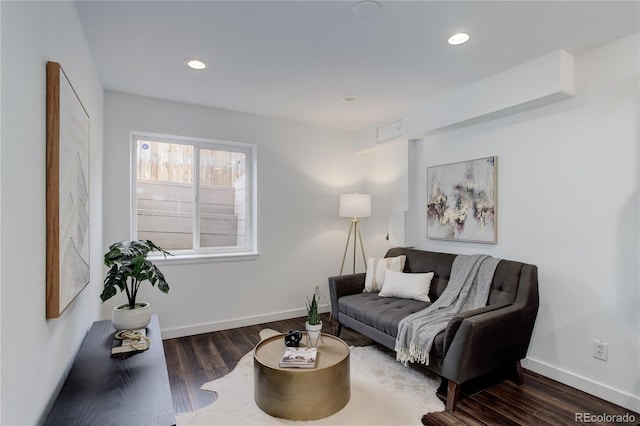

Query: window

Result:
[131,132,257,258]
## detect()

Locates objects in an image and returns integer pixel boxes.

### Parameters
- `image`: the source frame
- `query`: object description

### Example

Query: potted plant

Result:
[305,294,323,347]
[100,240,171,330]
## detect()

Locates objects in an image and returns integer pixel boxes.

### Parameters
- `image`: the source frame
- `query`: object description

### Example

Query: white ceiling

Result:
[75,1,639,131]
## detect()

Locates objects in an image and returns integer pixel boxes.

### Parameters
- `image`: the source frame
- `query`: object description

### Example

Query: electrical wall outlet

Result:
[593,340,608,361]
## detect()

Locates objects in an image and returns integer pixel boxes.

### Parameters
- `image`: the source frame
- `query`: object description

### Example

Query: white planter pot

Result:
[305,321,323,347]
[111,302,152,330]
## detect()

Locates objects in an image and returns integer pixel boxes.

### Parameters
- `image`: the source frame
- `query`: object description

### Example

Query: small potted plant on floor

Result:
[101,240,171,330]
[305,294,322,347]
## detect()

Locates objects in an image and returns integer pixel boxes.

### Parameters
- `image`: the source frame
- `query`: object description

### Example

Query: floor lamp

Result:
[339,193,371,275]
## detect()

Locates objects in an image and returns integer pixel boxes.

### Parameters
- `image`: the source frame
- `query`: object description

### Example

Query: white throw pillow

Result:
[364,255,406,292]
[379,269,434,302]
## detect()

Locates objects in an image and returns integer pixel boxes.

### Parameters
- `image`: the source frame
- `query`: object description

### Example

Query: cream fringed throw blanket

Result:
[395,254,501,366]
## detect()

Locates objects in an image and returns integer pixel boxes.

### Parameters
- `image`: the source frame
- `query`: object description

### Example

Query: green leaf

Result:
[306,294,320,325]
[99,284,117,303]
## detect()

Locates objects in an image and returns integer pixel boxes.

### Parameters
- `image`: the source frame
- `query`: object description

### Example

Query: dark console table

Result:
[45,315,175,425]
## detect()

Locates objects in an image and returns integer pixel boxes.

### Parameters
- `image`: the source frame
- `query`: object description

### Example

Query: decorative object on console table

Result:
[305,293,323,347]
[111,328,151,356]
[427,156,497,243]
[45,61,91,319]
[100,240,172,330]
[339,193,371,275]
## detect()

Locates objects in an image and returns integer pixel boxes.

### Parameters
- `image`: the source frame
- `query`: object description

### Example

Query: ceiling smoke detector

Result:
[342,95,361,103]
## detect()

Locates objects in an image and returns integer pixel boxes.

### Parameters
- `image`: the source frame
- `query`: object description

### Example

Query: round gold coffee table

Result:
[253,332,350,420]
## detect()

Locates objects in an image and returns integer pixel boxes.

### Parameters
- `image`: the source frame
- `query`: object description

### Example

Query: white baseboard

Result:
[522,357,640,413]
[160,304,331,340]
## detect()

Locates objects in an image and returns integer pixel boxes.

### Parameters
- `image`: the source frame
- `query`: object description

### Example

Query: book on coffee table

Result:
[279,347,317,368]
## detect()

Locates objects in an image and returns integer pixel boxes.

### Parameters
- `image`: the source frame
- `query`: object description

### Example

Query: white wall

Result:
[0,1,104,424]
[102,92,360,337]
[364,34,639,411]
[358,139,410,260]
[516,33,638,412]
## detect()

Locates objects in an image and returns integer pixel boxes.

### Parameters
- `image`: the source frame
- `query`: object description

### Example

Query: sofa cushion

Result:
[338,293,445,357]
[379,269,434,302]
[384,248,521,306]
[338,293,428,338]
[385,248,456,301]
[487,260,522,305]
[364,255,406,292]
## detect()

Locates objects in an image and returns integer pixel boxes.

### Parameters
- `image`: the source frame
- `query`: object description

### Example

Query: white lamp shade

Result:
[339,194,371,218]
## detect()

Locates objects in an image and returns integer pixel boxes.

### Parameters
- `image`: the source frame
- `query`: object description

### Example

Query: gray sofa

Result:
[328,247,539,412]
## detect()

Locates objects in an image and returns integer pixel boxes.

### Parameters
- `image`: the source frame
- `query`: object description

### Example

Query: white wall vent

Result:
[376,120,402,144]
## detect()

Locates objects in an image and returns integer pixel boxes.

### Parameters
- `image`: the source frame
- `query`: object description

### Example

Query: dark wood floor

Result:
[163,315,638,425]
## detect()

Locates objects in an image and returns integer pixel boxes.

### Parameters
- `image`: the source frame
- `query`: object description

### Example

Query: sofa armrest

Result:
[328,273,366,320]
[443,302,510,352]
[441,302,538,383]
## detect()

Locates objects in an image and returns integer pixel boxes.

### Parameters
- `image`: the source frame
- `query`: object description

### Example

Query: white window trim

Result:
[148,251,260,265]
[130,131,258,261]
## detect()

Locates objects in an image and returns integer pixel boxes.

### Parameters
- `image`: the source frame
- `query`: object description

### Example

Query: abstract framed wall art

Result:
[426,156,497,243]
[46,61,91,318]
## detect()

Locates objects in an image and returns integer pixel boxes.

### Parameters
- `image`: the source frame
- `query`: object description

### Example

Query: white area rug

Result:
[177,329,444,425]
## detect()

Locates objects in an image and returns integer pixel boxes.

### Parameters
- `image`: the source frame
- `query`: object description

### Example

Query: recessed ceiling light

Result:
[343,95,360,103]
[185,59,207,70]
[353,1,380,18]
[448,32,470,46]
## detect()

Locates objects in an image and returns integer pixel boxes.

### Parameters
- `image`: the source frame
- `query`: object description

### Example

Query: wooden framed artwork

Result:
[46,61,91,318]
[426,156,497,244]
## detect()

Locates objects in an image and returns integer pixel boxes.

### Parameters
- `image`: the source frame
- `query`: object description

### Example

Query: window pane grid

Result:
[137,140,193,184]
[133,134,254,255]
